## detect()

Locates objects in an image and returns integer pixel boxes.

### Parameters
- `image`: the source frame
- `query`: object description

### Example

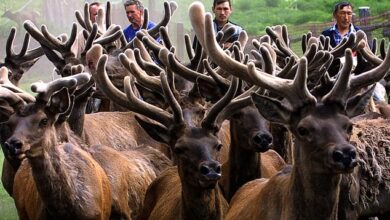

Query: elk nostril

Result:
[332,150,344,162]
[200,165,210,175]
[215,165,221,174]
[253,133,273,145]
[348,149,356,160]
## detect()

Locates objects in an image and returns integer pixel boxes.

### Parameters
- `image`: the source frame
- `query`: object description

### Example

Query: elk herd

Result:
[0,1,389,219]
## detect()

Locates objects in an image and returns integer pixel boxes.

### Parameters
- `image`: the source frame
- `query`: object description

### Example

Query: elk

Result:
[92,53,244,219]
[219,99,286,201]
[226,50,360,220]
[1,72,172,219]
[2,73,113,219]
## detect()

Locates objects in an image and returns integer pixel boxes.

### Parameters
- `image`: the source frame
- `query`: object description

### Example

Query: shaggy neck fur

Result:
[181,181,226,220]
[27,128,79,217]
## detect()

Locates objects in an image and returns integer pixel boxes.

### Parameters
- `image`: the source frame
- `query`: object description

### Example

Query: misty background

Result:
[0,0,214,89]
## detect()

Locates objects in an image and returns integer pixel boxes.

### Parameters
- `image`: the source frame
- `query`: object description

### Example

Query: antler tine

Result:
[0,67,35,102]
[147,1,174,38]
[215,91,254,128]
[379,38,386,59]
[32,73,91,102]
[134,38,154,63]
[276,56,295,78]
[248,58,316,110]
[259,45,275,75]
[75,9,87,31]
[371,38,377,54]
[184,34,195,60]
[94,54,131,108]
[219,24,236,44]
[238,30,248,50]
[266,25,298,61]
[160,26,173,50]
[124,75,174,126]
[359,42,382,66]
[93,25,122,46]
[82,24,99,56]
[160,70,184,126]
[119,52,163,93]
[330,31,357,58]
[322,49,353,105]
[5,27,44,65]
[189,2,253,83]
[201,76,239,131]
[41,23,78,55]
[203,59,230,88]
[5,27,17,58]
[24,20,56,49]
[134,48,163,75]
[105,1,112,30]
[84,3,93,32]
[159,47,216,85]
[350,44,390,95]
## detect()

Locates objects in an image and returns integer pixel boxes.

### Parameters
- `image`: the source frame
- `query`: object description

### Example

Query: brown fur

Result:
[83,112,168,155]
[8,106,112,219]
[88,144,171,219]
[139,167,228,220]
[220,105,285,201]
[339,118,390,219]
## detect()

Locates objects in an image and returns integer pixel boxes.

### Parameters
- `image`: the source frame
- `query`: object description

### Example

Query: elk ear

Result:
[251,93,291,125]
[346,84,376,117]
[135,115,171,145]
[48,88,71,115]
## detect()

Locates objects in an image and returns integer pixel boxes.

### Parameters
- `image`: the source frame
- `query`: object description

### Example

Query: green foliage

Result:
[265,0,281,8]
[0,153,18,220]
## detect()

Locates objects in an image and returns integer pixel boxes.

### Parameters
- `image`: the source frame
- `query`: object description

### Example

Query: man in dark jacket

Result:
[322,1,360,47]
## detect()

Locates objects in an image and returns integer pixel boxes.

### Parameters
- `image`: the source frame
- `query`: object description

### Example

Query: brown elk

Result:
[2,73,113,219]
[1,72,172,219]
[93,54,244,219]
[226,51,361,220]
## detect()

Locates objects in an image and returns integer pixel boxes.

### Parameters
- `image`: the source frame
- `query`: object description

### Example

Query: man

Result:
[123,0,156,42]
[322,2,360,48]
[89,2,102,23]
[212,0,243,47]
[192,0,243,50]
[72,2,104,58]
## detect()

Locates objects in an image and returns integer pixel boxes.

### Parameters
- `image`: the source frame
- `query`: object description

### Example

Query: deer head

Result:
[1,72,91,159]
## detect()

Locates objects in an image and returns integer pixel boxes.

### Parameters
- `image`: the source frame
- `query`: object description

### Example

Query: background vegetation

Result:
[0,0,390,218]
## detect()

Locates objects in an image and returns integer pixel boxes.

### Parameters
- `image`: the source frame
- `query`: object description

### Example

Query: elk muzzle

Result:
[4,138,24,158]
[252,132,273,152]
[198,160,221,188]
[331,144,357,172]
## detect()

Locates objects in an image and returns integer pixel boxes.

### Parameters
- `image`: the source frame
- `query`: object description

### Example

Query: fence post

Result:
[177,23,185,60]
[358,6,372,46]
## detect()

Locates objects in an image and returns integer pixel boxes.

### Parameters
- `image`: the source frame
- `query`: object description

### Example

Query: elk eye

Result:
[215,144,223,151]
[39,118,48,127]
[297,126,309,137]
